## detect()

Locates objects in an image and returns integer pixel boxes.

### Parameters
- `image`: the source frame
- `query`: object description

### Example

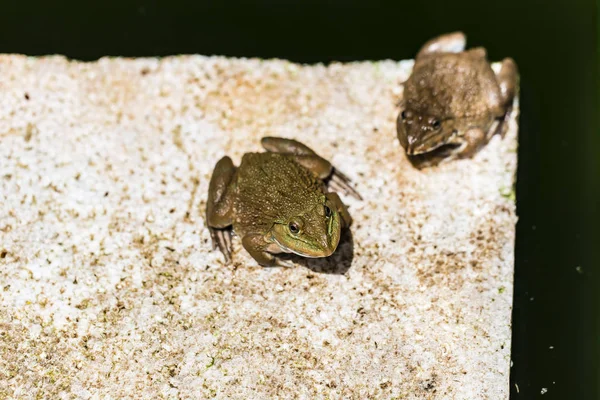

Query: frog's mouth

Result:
[272,236,326,258]
[420,142,464,157]
[408,141,464,159]
[406,141,466,169]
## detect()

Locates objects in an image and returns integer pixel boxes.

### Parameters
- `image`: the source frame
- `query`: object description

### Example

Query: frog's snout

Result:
[397,110,421,155]
[396,114,409,151]
[315,235,336,258]
[324,241,338,257]
[406,135,420,155]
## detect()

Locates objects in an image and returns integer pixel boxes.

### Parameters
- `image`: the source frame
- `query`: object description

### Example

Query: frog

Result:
[396,31,518,168]
[205,137,361,267]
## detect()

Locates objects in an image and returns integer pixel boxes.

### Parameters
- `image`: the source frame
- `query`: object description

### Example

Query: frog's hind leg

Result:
[261,136,362,200]
[417,32,466,59]
[497,57,519,107]
[261,136,334,181]
[206,156,236,263]
[261,136,318,156]
[494,58,519,137]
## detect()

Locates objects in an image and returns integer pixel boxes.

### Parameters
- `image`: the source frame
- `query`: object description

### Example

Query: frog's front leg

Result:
[326,192,352,228]
[261,137,362,200]
[241,233,295,268]
[456,127,488,159]
[416,31,466,59]
[206,156,236,263]
[261,137,331,176]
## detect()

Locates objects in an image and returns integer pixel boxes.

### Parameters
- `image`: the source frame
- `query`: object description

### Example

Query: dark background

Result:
[1,0,598,398]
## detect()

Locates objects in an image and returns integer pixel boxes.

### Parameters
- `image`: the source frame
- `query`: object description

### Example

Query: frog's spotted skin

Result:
[396,32,518,168]
[206,137,358,267]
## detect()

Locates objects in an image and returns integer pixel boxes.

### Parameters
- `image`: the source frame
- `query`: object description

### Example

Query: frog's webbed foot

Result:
[209,227,233,264]
[273,258,296,268]
[417,31,466,59]
[285,154,363,201]
[327,169,363,200]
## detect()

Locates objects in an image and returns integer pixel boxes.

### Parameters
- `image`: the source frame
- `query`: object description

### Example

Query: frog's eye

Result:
[432,119,441,129]
[401,111,407,120]
[324,206,332,217]
[289,222,300,234]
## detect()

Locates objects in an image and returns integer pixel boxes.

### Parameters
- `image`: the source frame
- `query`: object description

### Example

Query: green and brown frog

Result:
[206,137,361,267]
[396,32,518,167]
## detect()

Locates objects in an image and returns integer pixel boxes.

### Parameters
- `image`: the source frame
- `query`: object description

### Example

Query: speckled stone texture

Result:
[0,55,518,399]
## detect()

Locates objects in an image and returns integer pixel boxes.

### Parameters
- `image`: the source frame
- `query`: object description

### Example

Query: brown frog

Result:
[206,137,361,267]
[396,32,518,167]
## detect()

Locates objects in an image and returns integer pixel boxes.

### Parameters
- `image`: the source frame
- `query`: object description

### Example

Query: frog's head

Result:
[271,195,341,258]
[397,109,462,156]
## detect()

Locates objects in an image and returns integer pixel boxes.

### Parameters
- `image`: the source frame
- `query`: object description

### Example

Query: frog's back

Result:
[233,153,324,234]
[406,51,501,118]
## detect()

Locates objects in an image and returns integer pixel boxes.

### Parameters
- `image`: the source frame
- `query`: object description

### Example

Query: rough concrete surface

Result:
[0,55,518,399]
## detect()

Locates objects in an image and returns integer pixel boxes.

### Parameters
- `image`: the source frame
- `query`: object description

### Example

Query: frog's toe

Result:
[210,227,233,263]
[274,258,296,268]
[209,228,218,250]
[328,168,362,200]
